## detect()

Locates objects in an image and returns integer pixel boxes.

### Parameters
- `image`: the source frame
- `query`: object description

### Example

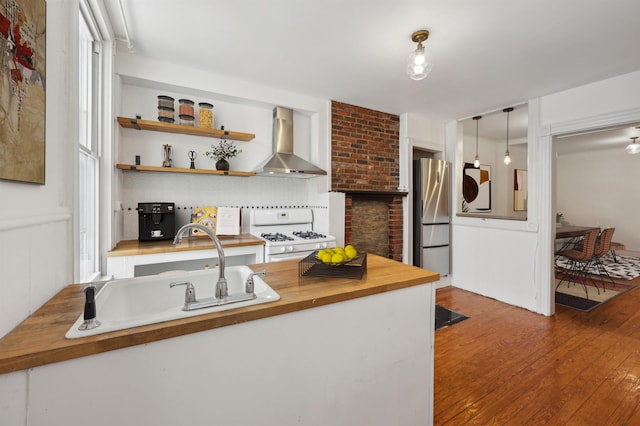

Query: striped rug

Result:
[555,253,640,280]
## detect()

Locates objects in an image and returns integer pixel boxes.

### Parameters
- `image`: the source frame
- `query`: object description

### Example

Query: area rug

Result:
[555,275,637,312]
[435,304,469,329]
[555,254,640,280]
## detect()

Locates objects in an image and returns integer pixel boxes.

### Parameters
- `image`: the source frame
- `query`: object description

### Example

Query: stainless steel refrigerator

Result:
[413,158,450,276]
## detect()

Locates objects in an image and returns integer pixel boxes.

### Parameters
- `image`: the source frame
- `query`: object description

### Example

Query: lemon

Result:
[317,249,327,259]
[345,246,358,259]
[331,253,346,263]
[321,253,333,263]
[324,248,335,256]
[334,246,345,254]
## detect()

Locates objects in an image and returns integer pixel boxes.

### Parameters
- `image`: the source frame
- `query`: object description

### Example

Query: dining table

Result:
[555,225,600,254]
[555,225,600,240]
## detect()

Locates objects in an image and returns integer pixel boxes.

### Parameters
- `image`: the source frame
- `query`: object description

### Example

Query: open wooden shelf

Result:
[116,164,255,177]
[117,116,255,141]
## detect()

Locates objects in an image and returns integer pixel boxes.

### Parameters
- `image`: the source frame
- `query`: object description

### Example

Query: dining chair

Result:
[593,227,616,288]
[555,229,600,299]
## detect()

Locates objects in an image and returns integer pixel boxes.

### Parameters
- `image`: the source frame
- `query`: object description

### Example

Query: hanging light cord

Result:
[472,115,481,168]
[503,107,514,165]
[475,119,479,155]
[505,109,511,152]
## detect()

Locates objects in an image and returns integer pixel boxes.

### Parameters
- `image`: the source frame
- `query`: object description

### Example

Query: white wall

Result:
[112,55,336,244]
[450,70,640,315]
[0,0,76,339]
[406,112,446,152]
[556,146,640,251]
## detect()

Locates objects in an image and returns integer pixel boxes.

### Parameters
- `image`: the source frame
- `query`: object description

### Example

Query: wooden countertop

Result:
[107,234,264,257]
[0,254,439,375]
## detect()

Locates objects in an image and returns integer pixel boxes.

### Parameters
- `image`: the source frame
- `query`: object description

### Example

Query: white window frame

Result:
[76,0,113,282]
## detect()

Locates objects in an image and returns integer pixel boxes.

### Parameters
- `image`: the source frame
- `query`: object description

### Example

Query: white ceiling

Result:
[554,124,640,154]
[102,0,640,148]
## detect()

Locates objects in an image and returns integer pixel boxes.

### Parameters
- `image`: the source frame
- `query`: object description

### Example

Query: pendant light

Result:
[626,136,640,154]
[503,107,514,165]
[407,30,433,81]
[473,115,482,168]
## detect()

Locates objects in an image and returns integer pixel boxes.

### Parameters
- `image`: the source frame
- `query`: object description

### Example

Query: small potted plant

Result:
[555,213,564,226]
[205,139,241,171]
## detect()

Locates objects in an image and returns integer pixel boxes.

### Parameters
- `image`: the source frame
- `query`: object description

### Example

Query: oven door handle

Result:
[266,252,313,262]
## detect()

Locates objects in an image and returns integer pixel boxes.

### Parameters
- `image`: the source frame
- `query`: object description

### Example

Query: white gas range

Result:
[249,209,337,262]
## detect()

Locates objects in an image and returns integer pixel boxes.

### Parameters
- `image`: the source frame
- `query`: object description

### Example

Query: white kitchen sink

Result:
[65,266,279,339]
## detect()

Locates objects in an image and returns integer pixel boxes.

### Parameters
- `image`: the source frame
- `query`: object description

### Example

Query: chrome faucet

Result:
[174,223,228,299]
[245,270,266,294]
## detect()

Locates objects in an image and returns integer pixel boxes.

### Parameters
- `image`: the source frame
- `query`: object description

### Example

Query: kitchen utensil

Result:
[162,144,172,167]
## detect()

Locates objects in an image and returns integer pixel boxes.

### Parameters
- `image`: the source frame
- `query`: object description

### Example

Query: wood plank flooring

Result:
[434,279,640,425]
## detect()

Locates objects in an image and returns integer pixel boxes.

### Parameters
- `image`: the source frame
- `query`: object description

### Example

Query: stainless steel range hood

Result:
[254,106,327,178]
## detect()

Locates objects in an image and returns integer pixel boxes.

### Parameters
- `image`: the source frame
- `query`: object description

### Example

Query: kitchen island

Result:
[0,254,439,425]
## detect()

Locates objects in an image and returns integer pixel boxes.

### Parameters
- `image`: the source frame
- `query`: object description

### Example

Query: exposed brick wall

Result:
[351,198,390,257]
[331,101,404,261]
[331,102,400,191]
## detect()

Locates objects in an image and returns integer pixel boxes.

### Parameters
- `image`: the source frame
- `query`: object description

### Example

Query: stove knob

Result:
[279,247,286,253]
[288,246,294,252]
[321,242,328,249]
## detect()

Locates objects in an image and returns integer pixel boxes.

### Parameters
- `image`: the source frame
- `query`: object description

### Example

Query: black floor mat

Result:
[435,304,468,330]
[554,291,600,312]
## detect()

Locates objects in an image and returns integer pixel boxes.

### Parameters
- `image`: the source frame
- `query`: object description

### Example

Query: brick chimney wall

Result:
[331,101,404,261]
[331,102,400,191]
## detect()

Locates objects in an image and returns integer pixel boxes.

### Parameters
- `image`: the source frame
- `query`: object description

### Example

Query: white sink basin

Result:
[65,266,279,339]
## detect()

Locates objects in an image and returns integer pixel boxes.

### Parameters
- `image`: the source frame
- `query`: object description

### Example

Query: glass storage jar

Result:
[178,99,195,126]
[198,102,214,128]
[178,99,195,116]
[157,95,175,123]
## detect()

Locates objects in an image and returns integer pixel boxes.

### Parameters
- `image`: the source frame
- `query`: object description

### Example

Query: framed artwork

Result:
[0,0,46,184]
[514,169,528,211]
[462,162,491,212]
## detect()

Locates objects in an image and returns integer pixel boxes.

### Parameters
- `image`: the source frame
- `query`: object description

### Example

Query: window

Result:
[78,2,105,282]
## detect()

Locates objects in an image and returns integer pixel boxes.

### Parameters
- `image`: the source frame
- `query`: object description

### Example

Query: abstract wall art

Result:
[462,162,491,212]
[514,169,528,211]
[0,0,46,184]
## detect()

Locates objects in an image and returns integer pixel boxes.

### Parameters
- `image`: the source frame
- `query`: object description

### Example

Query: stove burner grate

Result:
[261,233,294,242]
[293,230,327,240]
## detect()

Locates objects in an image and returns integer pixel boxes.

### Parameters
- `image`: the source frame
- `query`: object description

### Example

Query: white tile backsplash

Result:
[121,172,311,240]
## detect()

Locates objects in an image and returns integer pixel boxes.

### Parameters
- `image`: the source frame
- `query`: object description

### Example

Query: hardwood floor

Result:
[434,279,640,425]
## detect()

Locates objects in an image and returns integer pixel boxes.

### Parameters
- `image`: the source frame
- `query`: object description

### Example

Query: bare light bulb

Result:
[626,137,640,154]
[473,156,480,168]
[407,44,433,80]
[504,152,511,165]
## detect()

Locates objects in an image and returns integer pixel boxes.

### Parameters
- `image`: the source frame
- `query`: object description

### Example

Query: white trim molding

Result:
[0,208,72,232]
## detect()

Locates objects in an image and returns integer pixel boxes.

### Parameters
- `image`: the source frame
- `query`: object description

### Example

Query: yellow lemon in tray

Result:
[331,253,346,263]
[317,249,327,259]
[345,245,358,260]
[321,252,333,264]
[334,246,345,254]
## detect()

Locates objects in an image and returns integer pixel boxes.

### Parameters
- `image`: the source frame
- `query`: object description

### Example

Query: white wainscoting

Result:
[0,209,72,339]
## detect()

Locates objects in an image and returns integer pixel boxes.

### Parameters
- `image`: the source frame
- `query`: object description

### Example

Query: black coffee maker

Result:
[138,202,176,241]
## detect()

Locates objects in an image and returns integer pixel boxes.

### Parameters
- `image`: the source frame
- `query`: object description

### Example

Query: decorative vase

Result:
[215,158,229,171]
